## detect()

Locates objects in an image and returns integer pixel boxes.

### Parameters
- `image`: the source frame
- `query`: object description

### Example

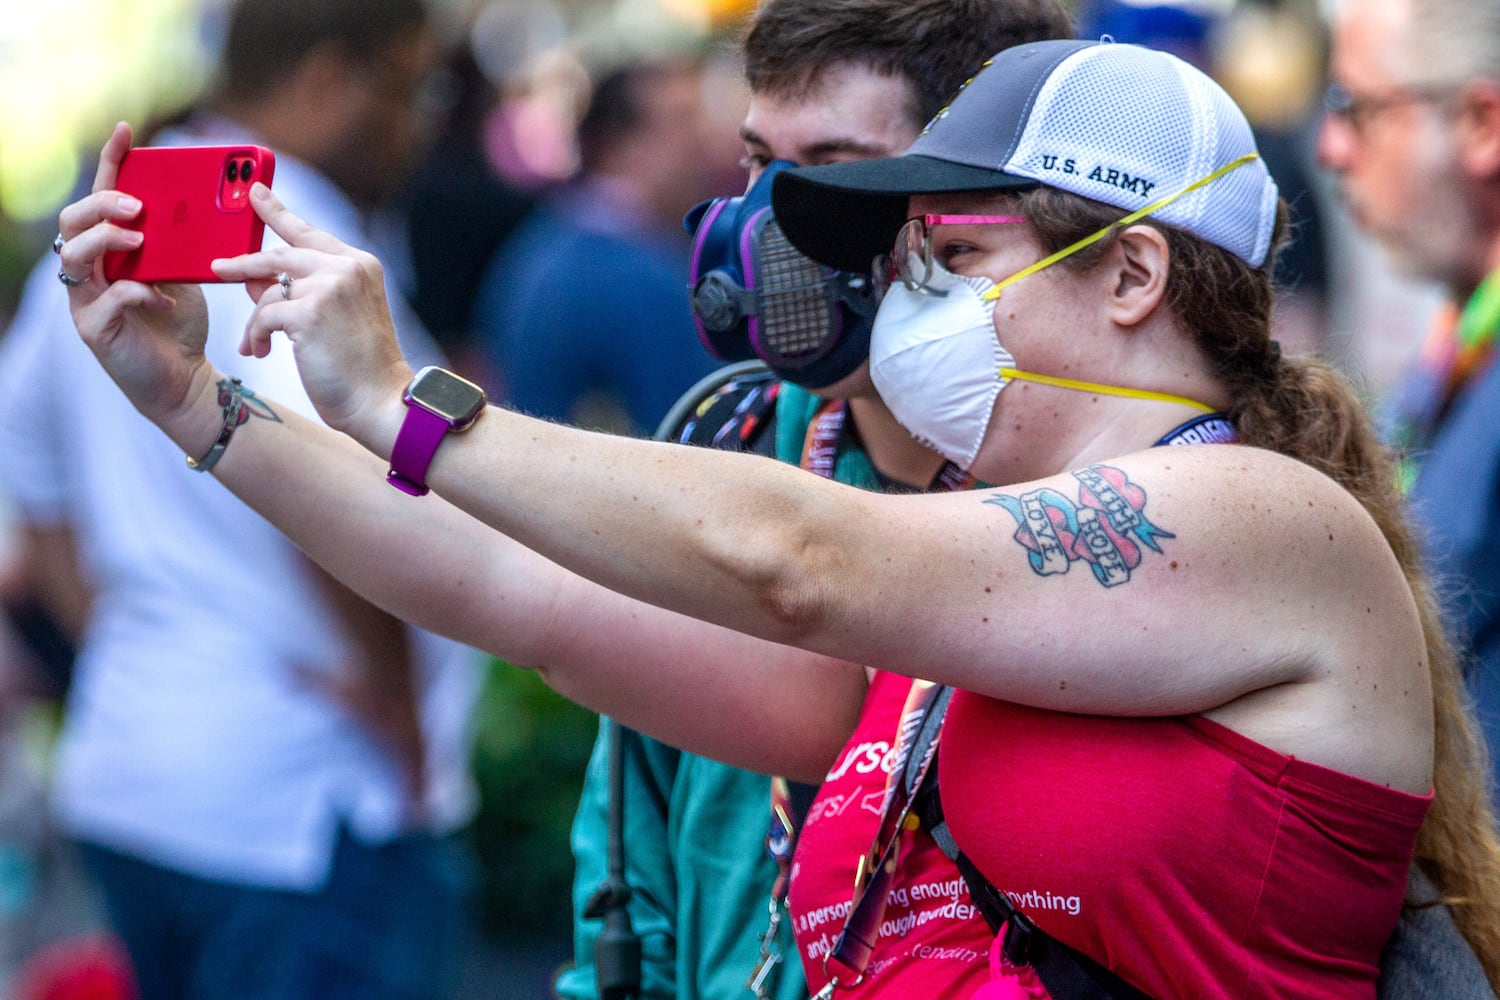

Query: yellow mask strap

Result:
[980,152,1261,303]
[999,367,1217,413]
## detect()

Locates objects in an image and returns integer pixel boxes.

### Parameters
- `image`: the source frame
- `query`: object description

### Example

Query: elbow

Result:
[684,457,866,645]
[755,572,830,640]
[730,527,846,645]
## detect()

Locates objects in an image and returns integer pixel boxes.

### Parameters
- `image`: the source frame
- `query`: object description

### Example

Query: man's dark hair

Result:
[576,58,698,174]
[218,0,429,98]
[743,0,1074,126]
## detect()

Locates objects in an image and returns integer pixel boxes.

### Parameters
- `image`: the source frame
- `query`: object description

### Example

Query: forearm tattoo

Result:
[235,383,281,427]
[985,464,1174,587]
[188,377,283,472]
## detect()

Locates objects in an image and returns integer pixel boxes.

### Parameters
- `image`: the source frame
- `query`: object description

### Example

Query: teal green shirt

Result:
[557,723,806,1000]
[772,383,886,489]
[558,383,871,1000]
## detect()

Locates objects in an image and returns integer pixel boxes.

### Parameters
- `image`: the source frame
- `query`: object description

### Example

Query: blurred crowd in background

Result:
[0,0,1448,391]
[0,0,1459,995]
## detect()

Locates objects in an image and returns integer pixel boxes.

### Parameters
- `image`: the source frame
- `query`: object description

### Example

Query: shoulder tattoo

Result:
[984,464,1174,588]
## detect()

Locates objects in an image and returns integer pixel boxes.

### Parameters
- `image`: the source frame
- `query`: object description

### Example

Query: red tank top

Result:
[789,676,1430,999]
[940,691,1432,999]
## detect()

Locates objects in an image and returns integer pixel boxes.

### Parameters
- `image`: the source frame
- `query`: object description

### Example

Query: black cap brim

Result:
[771,155,1037,272]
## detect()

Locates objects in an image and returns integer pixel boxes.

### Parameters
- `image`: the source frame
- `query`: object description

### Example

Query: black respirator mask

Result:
[684,159,879,390]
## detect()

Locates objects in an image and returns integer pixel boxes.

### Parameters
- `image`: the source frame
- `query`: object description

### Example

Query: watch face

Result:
[408,367,486,426]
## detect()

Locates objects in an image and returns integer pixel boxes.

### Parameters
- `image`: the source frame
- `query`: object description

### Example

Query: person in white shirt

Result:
[0,2,482,998]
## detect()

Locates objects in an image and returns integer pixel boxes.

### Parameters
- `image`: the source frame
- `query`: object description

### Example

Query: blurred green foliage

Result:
[0,219,48,330]
[469,658,599,937]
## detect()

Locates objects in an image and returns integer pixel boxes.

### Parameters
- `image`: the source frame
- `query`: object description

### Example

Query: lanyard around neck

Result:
[818,680,952,995]
[802,397,976,490]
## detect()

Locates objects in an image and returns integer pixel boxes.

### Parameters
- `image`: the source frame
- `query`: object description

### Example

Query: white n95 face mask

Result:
[869,256,1010,470]
[869,254,1222,471]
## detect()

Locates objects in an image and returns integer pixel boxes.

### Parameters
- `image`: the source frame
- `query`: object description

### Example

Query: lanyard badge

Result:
[816,681,953,997]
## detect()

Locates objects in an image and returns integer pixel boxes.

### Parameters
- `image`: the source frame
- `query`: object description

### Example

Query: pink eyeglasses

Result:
[888,213,1027,294]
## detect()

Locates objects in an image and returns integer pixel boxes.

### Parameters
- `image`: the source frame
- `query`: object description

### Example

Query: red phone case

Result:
[102,145,277,284]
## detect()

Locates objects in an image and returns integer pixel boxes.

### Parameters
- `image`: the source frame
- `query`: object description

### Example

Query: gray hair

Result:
[1400,0,1500,87]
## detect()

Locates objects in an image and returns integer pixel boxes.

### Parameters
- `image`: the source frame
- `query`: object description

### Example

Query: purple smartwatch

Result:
[387,366,487,496]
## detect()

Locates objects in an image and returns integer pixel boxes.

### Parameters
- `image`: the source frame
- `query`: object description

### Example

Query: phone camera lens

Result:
[227,161,240,182]
[241,161,254,181]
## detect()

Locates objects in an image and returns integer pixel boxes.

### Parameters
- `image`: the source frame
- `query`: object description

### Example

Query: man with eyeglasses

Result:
[1320,8,1500,990]
[1318,0,1500,805]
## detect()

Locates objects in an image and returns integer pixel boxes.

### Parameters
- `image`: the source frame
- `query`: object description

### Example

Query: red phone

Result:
[103,144,277,284]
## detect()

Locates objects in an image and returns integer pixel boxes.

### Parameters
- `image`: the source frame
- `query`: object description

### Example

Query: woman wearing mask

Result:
[57,39,1500,999]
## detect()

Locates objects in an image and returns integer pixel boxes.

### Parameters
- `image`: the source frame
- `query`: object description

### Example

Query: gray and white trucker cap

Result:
[771,39,1280,272]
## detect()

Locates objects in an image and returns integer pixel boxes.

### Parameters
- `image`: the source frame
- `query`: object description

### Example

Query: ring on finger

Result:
[52,234,66,255]
[57,267,86,287]
[277,271,292,300]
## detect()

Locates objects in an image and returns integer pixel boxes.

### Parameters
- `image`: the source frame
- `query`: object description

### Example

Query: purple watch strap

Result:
[387,403,451,496]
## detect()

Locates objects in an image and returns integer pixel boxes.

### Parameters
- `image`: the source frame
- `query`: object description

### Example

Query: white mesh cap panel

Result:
[1004,44,1278,265]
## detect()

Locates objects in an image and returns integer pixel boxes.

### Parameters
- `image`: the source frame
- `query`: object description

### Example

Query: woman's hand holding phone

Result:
[61,121,413,462]
[210,183,413,450]
[58,122,217,446]
[102,141,276,285]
